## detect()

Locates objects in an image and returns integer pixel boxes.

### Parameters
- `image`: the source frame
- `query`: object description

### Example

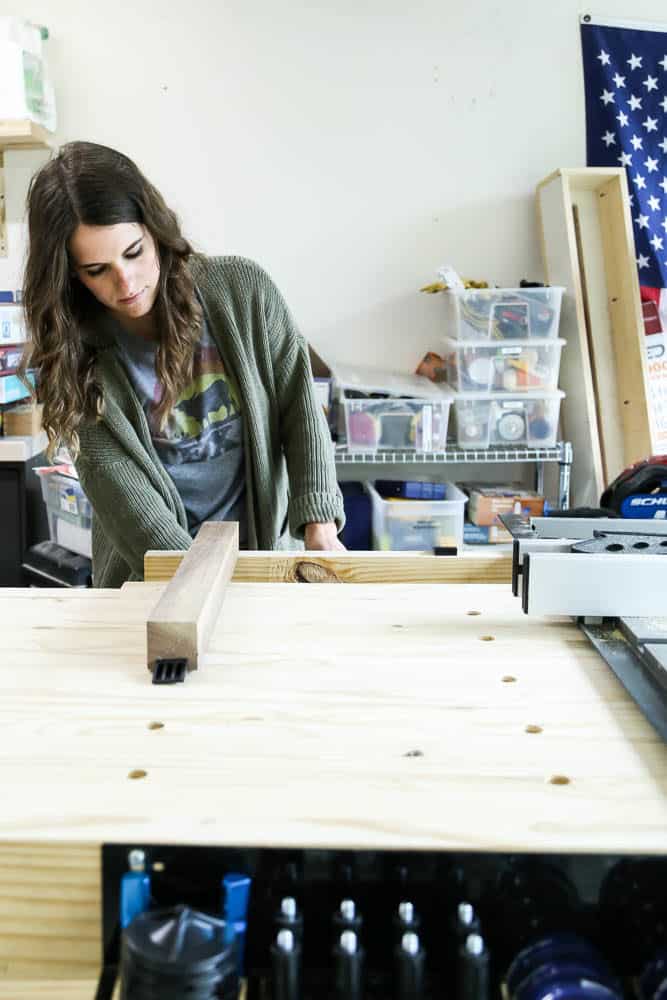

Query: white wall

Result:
[1,0,666,373]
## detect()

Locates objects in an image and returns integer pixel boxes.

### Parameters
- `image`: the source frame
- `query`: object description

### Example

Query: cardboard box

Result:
[3,401,42,437]
[463,482,545,527]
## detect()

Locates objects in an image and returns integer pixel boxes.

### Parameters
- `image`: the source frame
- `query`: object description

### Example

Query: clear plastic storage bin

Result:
[443,336,565,394]
[342,395,452,451]
[332,362,454,451]
[35,467,92,558]
[0,304,27,344]
[452,390,565,449]
[366,481,467,551]
[442,286,564,341]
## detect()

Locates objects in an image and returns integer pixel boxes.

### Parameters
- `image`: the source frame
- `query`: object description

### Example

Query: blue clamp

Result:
[222,872,252,975]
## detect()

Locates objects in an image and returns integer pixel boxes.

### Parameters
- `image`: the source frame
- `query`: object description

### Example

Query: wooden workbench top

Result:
[1,580,666,981]
[0,985,94,999]
[1,582,664,854]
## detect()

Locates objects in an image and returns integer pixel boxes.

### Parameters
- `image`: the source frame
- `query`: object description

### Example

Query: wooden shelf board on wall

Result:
[0,119,54,150]
[0,119,54,257]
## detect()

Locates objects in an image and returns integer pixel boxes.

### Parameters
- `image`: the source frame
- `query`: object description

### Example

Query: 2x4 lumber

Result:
[146,521,238,672]
[143,549,512,584]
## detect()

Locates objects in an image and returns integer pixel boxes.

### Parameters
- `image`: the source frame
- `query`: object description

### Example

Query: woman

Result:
[22,141,345,587]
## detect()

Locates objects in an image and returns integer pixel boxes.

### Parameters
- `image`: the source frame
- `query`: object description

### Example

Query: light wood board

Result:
[0,120,54,149]
[0,984,97,999]
[0,978,243,998]
[0,122,53,257]
[0,843,100,980]
[143,549,512,584]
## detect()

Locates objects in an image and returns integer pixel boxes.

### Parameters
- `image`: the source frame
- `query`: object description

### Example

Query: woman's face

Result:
[69,222,160,322]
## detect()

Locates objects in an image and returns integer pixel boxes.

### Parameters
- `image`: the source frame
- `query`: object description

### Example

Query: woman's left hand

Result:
[304,521,346,551]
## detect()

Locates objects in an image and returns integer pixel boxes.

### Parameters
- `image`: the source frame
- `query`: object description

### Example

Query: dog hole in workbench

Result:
[606,543,624,552]
[480,635,495,641]
[148,721,164,730]
[525,724,543,734]
[549,774,571,785]
[502,675,517,683]
[633,542,650,549]
[128,769,147,780]
[467,610,481,616]
[404,750,424,758]
[392,624,405,629]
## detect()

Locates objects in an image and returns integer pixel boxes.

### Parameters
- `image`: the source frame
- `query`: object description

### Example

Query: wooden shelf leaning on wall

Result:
[536,168,657,509]
[0,119,54,257]
[0,119,54,150]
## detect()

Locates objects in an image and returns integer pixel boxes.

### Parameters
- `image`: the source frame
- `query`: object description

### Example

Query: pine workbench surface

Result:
[0,581,665,981]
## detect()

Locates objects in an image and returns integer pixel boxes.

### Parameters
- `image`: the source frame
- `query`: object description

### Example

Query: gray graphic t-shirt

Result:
[112,318,247,544]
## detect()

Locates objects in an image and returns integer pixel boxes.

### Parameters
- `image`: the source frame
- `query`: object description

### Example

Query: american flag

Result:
[581,15,667,448]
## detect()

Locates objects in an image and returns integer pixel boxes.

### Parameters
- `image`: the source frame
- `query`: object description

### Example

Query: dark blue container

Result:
[340,482,372,550]
[507,934,610,996]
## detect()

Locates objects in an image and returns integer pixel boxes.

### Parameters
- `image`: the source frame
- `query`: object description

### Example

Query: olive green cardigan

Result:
[75,255,344,587]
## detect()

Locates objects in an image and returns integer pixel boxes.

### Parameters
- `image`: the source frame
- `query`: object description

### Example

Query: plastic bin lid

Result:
[443,336,566,349]
[331,361,454,400]
[443,286,565,296]
[453,389,565,401]
[366,481,468,504]
[34,462,79,479]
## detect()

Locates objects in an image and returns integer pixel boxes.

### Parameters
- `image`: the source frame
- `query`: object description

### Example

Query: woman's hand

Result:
[304,521,346,551]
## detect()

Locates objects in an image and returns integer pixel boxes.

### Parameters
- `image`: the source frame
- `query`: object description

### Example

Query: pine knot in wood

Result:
[291,560,342,583]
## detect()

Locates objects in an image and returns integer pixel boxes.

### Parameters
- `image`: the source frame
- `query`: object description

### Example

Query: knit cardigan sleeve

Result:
[75,419,193,579]
[262,275,345,537]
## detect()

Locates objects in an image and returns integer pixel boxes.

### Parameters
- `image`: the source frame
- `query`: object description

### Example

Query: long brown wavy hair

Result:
[21,141,202,459]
